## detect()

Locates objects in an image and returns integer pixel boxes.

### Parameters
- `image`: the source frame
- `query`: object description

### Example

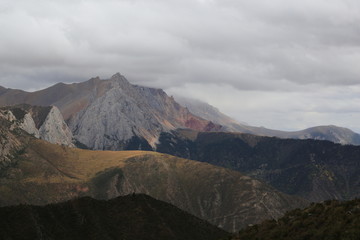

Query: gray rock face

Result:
[70,76,163,149]
[0,105,74,147]
[18,113,40,138]
[0,73,221,150]
[69,73,220,150]
[39,106,74,147]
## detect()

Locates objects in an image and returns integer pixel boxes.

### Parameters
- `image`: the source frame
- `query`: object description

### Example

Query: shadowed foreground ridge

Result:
[0,194,228,240]
[232,198,360,240]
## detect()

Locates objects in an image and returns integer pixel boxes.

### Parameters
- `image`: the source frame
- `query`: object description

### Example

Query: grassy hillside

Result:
[0,121,307,232]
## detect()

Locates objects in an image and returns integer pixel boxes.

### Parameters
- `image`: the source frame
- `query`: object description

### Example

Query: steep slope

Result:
[232,199,360,240]
[157,130,360,202]
[0,194,228,240]
[175,97,360,145]
[0,105,74,147]
[0,74,221,150]
[175,96,249,131]
[0,118,306,232]
[0,117,23,170]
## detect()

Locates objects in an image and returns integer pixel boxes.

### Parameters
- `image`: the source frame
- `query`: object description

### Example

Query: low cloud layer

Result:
[1,0,359,131]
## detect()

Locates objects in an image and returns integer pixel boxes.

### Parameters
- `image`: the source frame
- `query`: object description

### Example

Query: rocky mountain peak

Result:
[111,72,130,85]
[0,74,221,150]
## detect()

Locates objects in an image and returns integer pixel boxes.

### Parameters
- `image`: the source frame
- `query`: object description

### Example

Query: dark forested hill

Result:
[157,130,360,202]
[231,198,360,240]
[0,194,228,240]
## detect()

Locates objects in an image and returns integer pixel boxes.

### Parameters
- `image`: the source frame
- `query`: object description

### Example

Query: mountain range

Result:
[0,113,307,232]
[0,73,359,149]
[0,73,221,150]
[1,73,360,236]
[177,97,360,145]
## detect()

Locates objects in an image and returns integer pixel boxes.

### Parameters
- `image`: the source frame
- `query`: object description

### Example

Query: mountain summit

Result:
[0,73,221,150]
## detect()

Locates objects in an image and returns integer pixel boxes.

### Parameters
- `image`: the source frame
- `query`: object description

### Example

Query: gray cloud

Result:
[0,0,360,131]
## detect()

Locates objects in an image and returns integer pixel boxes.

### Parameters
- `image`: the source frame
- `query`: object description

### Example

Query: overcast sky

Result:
[1,0,360,132]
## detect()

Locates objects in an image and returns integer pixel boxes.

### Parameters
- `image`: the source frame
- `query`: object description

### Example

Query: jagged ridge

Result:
[0,74,221,150]
[0,105,74,147]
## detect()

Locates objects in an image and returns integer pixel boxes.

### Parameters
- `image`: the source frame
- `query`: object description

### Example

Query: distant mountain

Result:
[232,198,360,240]
[176,97,360,145]
[157,129,360,202]
[0,104,73,147]
[175,96,249,131]
[0,116,306,232]
[0,194,228,240]
[242,124,360,146]
[0,73,221,150]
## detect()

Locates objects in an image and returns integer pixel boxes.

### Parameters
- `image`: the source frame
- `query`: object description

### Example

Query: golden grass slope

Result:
[0,132,307,232]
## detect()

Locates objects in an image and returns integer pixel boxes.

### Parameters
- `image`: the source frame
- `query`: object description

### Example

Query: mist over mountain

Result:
[175,97,360,145]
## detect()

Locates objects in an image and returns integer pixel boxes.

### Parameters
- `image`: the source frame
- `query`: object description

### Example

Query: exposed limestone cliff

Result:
[39,106,74,146]
[18,112,40,138]
[68,73,221,150]
[0,105,74,147]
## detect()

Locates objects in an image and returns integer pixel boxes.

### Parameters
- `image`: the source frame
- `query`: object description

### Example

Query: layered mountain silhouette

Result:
[0,194,228,240]
[177,97,360,145]
[0,114,306,232]
[157,129,360,202]
[0,73,359,151]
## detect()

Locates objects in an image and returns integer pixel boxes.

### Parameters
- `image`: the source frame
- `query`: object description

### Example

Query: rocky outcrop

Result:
[18,112,40,138]
[39,106,74,146]
[0,105,74,147]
